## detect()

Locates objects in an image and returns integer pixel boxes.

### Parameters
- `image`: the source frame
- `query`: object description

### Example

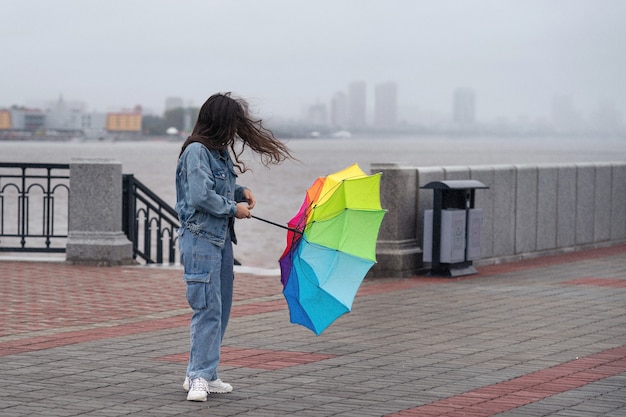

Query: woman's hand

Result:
[235,202,251,219]
[243,189,256,210]
[235,189,255,219]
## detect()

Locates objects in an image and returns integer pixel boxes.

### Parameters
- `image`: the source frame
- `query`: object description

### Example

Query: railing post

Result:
[44,167,52,248]
[66,158,134,266]
[122,174,138,260]
[19,166,27,248]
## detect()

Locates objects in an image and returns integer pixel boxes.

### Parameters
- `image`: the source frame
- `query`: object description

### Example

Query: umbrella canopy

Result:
[279,164,386,335]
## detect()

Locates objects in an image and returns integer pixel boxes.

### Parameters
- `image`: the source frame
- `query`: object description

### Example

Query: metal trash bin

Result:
[422,180,489,277]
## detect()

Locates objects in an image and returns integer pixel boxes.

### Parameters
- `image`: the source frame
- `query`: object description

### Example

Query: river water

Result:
[1,135,625,270]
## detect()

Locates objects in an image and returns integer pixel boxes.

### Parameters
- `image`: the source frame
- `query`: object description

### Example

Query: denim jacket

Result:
[175,142,247,246]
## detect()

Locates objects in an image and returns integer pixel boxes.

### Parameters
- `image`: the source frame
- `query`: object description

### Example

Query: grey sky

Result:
[2,0,625,122]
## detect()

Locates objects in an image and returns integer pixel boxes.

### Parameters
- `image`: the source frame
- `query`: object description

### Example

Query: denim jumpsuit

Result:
[175,142,247,382]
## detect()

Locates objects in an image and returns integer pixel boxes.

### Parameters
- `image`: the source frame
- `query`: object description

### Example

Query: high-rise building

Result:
[589,99,623,133]
[348,81,367,128]
[165,97,184,112]
[307,102,327,126]
[453,88,476,126]
[330,92,348,128]
[551,95,583,132]
[374,81,398,127]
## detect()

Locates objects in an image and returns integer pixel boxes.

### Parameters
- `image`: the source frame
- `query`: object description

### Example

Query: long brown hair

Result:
[179,92,292,172]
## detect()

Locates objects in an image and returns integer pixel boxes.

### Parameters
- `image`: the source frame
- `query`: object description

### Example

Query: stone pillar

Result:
[369,163,421,278]
[66,158,134,266]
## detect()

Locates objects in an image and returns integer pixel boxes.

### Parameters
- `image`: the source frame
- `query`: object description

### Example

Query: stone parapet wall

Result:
[370,162,626,278]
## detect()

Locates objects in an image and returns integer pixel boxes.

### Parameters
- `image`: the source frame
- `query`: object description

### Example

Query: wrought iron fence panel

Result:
[122,174,179,264]
[0,163,70,252]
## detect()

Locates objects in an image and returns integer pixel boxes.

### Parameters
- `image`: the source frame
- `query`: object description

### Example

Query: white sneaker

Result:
[186,377,209,402]
[207,378,233,393]
[184,376,233,393]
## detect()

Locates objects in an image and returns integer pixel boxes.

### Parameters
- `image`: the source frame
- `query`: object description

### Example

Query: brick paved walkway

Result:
[1,245,625,416]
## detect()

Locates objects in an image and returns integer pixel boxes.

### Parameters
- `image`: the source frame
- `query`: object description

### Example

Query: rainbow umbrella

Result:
[277,164,386,335]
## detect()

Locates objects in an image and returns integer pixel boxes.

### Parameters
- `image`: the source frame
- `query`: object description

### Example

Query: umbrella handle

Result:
[251,215,303,234]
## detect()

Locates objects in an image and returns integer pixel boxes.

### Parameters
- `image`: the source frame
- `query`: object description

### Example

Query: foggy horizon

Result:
[2,1,626,125]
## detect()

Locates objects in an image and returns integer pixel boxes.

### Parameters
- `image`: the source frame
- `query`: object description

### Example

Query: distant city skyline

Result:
[4,71,623,130]
[2,1,625,129]
[3,81,624,134]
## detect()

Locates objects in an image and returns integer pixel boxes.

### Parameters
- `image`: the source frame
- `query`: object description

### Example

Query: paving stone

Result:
[1,245,626,416]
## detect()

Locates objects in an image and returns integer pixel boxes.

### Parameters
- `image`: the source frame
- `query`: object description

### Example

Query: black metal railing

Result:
[122,174,179,264]
[1,163,179,264]
[0,162,70,252]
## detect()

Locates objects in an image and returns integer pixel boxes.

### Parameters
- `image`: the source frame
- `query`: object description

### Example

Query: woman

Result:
[175,92,292,402]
